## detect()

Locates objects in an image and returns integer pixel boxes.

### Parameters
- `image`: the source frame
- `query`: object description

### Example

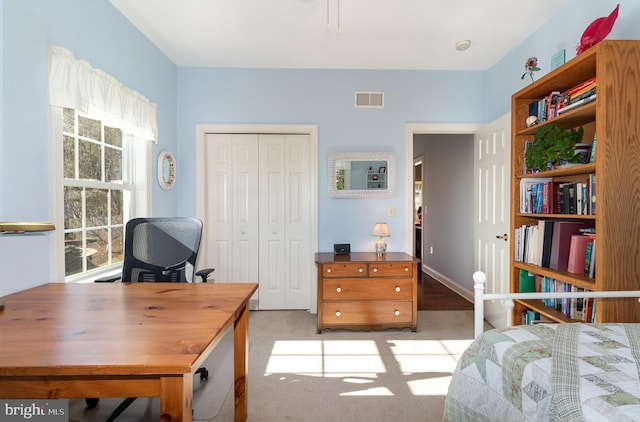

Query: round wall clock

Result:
[157,150,176,190]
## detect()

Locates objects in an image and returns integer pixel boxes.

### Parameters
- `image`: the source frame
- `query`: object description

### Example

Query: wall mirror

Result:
[328,152,395,198]
[157,150,176,190]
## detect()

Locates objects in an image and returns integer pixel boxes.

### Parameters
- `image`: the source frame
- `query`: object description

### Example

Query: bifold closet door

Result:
[203,132,312,310]
[258,134,311,310]
[204,133,259,285]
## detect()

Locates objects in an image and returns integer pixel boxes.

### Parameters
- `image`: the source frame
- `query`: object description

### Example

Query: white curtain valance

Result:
[49,46,158,143]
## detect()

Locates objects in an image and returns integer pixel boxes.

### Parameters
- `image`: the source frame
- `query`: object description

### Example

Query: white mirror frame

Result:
[157,150,176,190]
[328,152,395,199]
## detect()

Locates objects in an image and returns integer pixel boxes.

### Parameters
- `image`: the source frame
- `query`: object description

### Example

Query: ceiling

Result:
[110,0,570,70]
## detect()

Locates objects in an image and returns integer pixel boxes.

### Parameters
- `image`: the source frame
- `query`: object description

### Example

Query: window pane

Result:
[78,115,101,141]
[111,190,123,225]
[86,189,108,227]
[63,108,75,133]
[111,226,124,264]
[64,186,83,229]
[79,139,102,180]
[105,146,122,182]
[63,135,76,179]
[105,126,122,147]
[65,232,83,276]
[87,229,108,270]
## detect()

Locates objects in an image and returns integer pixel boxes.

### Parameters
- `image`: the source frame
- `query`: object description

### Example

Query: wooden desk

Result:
[315,252,419,333]
[0,282,257,422]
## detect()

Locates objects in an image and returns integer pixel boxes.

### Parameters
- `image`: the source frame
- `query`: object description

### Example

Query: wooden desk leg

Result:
[234,303,249,422]
[159,374,192,422]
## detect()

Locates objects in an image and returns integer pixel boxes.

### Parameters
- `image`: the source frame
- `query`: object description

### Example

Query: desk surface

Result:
[0,282,257,421]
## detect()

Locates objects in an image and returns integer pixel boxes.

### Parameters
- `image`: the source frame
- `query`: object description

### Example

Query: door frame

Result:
[404,123,481,299]
[195,123,319,313]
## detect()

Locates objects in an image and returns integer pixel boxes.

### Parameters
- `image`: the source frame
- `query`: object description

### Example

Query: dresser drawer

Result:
[320,263,367,277]
[321,301,413,326]
[368,262,413,277]
[323,278,413,301]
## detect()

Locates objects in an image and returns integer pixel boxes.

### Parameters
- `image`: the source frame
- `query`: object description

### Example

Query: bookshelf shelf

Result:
[510,40,640,324]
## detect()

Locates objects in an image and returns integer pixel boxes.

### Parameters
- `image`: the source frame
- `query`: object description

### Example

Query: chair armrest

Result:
[196,268,215,283]
[95,274,121,283]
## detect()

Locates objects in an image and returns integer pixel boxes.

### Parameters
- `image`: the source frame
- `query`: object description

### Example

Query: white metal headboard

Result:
[473,271,640,338]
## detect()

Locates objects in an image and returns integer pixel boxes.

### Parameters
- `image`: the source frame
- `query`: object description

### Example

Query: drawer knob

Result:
[373,268,378,273]
[335,310,341,317]
[404,267,409,272]
[327,268,332,273]
[336,287,342,293]
[359,268,364,273]
[395,286,400,292]
[394,310,400,316]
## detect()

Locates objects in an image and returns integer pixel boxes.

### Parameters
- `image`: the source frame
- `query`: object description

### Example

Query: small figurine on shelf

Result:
[521,57,540,82]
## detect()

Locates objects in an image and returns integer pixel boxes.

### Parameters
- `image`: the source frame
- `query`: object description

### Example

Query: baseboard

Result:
[422,265,474,303]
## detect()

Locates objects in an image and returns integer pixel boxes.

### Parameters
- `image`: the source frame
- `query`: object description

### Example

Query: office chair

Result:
[86,217,215,420]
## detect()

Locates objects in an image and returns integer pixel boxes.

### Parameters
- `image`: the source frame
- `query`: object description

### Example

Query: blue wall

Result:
[0,0,177,295]
[1,0,638,295]
[177,68,486,253]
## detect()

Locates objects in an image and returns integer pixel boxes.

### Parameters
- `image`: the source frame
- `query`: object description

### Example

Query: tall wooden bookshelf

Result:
[510,41,640,324]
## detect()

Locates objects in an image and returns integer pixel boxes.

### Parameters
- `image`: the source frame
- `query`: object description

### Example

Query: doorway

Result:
[413,157,423,261]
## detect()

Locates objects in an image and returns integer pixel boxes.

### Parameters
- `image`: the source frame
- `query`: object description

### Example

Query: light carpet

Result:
[68,310,488,421]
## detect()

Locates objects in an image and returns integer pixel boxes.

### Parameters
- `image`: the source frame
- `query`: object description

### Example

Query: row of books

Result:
[528,77,597,123]
[519,270,597,322]
[520,309,556,325]
[515,220,596,276]
[520,175,596,215]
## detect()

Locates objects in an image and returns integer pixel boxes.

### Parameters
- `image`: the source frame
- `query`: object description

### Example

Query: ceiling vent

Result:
[355,91,384,108]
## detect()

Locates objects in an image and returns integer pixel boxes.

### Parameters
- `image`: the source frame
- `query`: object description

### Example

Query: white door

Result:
[202,132,312,310]
[259,135,311,309]
[474,112,511,329]
[204,134,259,284]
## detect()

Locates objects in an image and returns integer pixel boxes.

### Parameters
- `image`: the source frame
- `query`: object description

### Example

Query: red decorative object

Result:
[577,4,620,55]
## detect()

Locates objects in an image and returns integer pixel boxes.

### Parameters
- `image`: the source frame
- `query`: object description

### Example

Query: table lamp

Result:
[372,222,390,256]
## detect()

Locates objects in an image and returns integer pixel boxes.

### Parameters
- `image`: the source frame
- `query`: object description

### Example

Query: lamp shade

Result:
[372,223,390,237]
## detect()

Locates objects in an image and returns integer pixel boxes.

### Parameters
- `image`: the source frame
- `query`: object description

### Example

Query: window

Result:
[62,109,130,278]
[48,46,157,282]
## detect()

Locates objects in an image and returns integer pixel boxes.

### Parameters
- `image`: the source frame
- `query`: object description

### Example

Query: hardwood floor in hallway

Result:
[418,272,474,311]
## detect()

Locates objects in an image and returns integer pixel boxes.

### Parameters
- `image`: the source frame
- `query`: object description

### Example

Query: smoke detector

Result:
[455,40,471,51]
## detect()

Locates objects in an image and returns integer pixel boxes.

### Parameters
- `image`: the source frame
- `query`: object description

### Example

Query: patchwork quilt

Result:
[443,323,640,421]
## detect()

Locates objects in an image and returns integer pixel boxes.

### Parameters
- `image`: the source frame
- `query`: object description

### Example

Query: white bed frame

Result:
[473,271,640,338]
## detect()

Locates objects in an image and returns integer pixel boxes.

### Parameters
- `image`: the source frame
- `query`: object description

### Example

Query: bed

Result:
[444,271,640,421]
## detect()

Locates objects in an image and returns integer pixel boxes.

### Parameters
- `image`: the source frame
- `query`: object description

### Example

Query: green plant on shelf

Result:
[525,124,585,172]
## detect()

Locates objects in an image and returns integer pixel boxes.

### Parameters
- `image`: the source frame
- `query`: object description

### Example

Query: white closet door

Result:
[204,134,259,283]
[259,134,311,309]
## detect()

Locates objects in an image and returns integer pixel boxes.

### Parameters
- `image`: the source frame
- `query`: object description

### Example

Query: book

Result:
[557,93,596,114]
[568,77,596,96]
[519,269,535,293]
[567,234,593,274]
[549,221,590,271]
[540,220,555,268]
[589,174,596,215]
[589,132,597,163]
[584,241,594,275]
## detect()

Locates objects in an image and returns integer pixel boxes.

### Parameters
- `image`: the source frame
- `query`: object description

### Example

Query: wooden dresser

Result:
[315,252,419,333]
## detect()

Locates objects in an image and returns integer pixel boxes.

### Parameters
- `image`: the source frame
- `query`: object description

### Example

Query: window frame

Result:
[50,106,152,283]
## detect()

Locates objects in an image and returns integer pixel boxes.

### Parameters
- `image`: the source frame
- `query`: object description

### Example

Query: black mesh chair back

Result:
[122,217,202,283]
